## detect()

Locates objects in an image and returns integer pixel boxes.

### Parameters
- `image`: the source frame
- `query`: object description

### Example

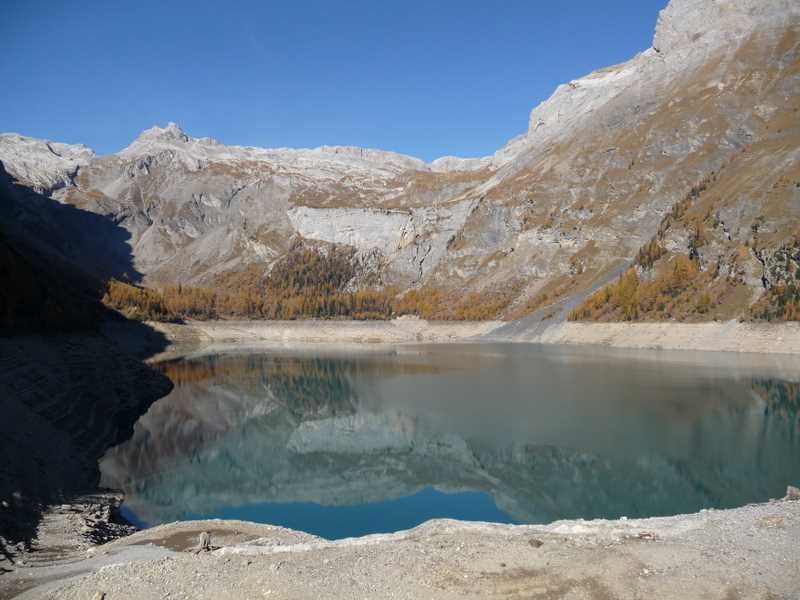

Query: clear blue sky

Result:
[1,1,667,161]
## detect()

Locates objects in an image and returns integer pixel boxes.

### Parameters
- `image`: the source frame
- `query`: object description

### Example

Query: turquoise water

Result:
[176,487,512,539]
[102,344,800,539]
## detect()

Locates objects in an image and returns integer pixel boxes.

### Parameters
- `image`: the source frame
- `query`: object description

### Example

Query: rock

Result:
[786,486,800,501]
[528,539,544,548]
[0,133,94,192]
[195,531,212,553]
[652,0,795,57]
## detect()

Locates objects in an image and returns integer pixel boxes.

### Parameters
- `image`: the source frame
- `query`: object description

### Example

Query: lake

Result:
[100,344,800,539]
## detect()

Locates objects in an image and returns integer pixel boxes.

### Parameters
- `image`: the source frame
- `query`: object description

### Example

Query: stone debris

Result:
[194,532,212,554]
[4,501,800,599]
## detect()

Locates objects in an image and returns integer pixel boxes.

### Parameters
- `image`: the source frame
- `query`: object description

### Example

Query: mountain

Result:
[1,0,798,323]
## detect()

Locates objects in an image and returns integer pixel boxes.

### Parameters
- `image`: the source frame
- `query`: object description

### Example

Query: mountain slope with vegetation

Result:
[0,0,798,325]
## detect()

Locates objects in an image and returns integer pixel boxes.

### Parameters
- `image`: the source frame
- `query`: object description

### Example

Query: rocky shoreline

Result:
[149,317,503,354]
[3,491,799,599]
[514,320,800,355]
[0,493,136,599]
[0,321,173,596]
[148,317,800,356]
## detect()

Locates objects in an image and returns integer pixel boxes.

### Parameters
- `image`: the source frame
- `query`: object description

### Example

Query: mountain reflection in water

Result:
[100,345,800,539]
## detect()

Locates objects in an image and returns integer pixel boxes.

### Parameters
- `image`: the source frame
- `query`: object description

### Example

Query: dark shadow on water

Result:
[0,162,172,555]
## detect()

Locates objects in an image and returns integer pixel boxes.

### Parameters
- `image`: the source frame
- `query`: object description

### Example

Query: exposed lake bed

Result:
[10,495,800,599]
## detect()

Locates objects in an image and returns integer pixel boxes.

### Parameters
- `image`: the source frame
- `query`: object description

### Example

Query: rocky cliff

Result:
[1,0,798,323]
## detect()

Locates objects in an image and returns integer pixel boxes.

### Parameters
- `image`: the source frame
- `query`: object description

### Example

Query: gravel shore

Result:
[149,317,800,356]
[519,321,800,355]
[5,494,799,599]
[150,317,503,351]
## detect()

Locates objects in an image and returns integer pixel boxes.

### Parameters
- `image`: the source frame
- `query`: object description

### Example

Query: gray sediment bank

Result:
[150,317,800,356]
[5,494,800,599]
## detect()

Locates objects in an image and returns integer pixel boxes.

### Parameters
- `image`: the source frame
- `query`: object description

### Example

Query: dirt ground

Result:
[3,494,799,600]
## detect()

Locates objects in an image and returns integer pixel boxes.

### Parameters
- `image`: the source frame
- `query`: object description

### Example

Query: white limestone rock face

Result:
[0,133,94,192]
[429,156,492,172]
[652,0,799,56]
[288,200,476,282]
[287,206,412,251]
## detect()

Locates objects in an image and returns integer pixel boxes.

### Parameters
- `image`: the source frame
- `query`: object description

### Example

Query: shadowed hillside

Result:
[0,164,172,556]
[0,161,142,334]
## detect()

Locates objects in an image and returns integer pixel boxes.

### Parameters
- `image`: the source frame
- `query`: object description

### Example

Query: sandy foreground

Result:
[4,495,799,600]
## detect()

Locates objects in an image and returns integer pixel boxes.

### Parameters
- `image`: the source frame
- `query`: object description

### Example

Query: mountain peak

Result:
[0,133,95,191]
[134,122,190,144]
[652,0,797,55]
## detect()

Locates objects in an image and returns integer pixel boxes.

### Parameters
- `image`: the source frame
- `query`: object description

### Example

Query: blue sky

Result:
[1,1,667,160]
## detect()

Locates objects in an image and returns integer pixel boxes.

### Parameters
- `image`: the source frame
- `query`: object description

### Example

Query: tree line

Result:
[568,254,725,322]
[101,247,510,322]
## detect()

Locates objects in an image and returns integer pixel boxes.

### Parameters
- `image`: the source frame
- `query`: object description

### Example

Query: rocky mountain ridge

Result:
[1,0,798,323]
